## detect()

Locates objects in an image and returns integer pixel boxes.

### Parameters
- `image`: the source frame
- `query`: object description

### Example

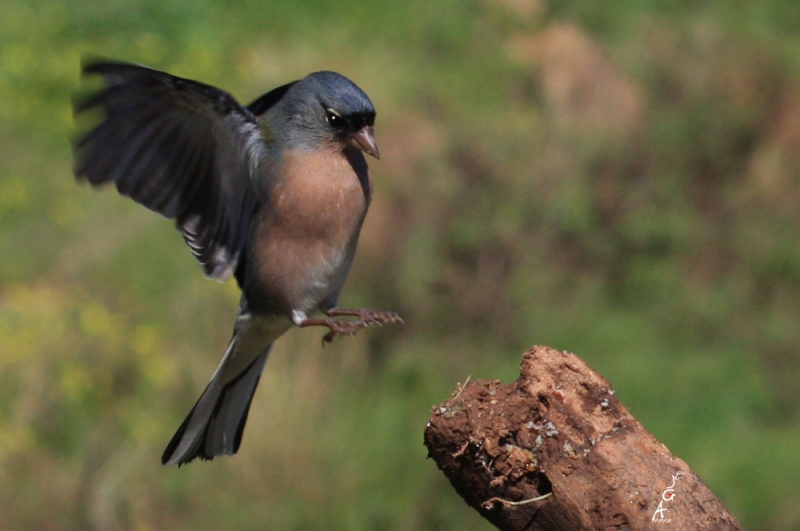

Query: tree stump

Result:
[424,345,742,531]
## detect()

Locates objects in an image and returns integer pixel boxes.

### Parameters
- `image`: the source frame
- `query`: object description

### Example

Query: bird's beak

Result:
[346,125,380,160]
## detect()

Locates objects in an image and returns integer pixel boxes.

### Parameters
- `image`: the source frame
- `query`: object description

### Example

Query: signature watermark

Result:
[652,471,684,523]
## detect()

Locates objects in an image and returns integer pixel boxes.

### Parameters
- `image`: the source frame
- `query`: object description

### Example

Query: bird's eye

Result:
[325,108,342,126]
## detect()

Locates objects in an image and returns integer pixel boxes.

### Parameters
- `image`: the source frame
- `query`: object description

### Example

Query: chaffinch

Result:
[74,60,402,465]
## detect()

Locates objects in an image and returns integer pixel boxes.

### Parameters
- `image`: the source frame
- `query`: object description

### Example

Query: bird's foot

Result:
[325,308,404,326]
[298,309,403,344]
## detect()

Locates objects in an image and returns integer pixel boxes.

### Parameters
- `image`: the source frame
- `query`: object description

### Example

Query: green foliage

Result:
[2,0,800,529]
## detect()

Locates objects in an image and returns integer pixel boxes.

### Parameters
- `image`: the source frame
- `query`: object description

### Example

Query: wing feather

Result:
[74,60,267,281]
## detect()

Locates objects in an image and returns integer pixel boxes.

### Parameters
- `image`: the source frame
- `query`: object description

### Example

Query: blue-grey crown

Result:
[306,71,374,115]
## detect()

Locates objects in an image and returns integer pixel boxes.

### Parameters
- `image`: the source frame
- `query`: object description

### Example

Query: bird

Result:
[73,59,402,466]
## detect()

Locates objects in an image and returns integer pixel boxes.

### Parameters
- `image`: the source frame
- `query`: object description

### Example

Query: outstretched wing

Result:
[74,60,265,281]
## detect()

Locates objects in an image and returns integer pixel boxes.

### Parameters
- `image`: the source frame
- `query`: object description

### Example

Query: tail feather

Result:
[162,342,272,466]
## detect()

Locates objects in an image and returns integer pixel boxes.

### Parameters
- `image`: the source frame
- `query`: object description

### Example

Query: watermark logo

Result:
[652,471,684,523]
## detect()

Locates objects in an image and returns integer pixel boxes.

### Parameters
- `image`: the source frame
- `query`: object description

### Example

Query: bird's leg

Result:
[325,308,404,325]
[297,308,403,344]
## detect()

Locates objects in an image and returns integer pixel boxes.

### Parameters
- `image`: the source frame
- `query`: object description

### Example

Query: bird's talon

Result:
[303,309,403,343]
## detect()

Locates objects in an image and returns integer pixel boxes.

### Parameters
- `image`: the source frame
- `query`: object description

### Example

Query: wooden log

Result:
[424,345,742,531]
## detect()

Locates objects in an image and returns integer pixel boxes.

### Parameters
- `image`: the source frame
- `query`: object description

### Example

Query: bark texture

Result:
[424,345,742,531]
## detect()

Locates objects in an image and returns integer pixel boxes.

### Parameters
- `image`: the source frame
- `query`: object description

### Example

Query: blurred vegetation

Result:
[1,0,800,529]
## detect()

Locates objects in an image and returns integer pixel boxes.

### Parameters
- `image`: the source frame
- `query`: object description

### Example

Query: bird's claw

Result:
[299,308,403,344]
[325,308,404,326]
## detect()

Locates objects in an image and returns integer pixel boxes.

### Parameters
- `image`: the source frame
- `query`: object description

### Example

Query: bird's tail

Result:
[161,335,273,466]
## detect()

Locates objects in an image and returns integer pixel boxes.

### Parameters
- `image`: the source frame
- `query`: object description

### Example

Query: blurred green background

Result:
[2,0,800,529]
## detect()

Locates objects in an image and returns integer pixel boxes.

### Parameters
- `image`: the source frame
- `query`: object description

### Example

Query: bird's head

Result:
[277,71,379,159]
